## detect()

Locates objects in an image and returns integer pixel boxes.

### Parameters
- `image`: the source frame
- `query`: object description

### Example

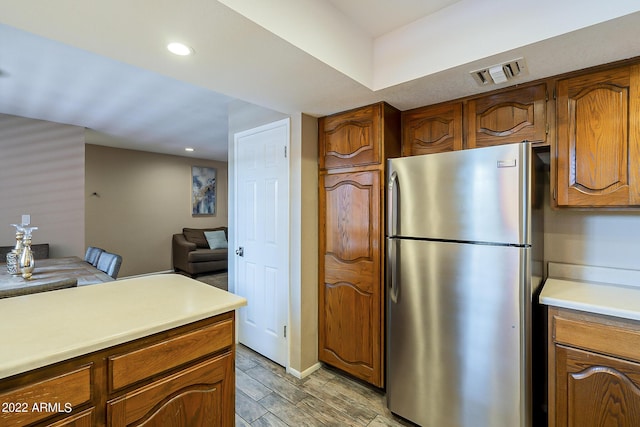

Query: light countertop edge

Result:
[539,277,640,322]
[0,274,247,380]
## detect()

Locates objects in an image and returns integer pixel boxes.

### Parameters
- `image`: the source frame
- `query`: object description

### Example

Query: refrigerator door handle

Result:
[388,171,399,237]
[388,238,399,303]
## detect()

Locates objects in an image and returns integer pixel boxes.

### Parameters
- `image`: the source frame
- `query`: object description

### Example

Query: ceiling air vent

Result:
[470,58,527,86]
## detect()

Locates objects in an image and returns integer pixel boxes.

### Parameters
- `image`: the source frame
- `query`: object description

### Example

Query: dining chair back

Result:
[84,246,104,266]
[31,243,50,260]
[96,252,122,279]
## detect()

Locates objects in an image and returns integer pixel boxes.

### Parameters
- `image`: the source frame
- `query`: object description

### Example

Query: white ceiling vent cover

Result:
[471,58,527,86]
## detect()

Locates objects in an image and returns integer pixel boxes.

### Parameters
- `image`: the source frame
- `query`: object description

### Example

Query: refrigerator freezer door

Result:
[386,238,531,427]
[387,142,530,245]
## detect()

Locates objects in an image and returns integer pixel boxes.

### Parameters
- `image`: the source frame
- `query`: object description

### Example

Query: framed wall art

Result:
[191,166,216,216]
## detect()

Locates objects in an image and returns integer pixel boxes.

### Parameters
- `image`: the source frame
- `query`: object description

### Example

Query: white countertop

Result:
[0,274,247,380]
[540,262,640,321]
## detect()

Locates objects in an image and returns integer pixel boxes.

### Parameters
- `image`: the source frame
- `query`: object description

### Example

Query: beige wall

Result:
[0,114,85,257]
[545,204,640,271]
[534,157,640,271]
[299,113,319,371]
[85,144,228,278]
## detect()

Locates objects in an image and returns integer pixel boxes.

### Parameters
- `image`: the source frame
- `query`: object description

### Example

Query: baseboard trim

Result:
[287,362,322,379]
[119,270,174,280]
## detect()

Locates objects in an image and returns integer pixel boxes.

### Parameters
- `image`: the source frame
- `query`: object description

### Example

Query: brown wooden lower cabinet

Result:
[0,365,92,427]
[318,169,384,387]
[107,353,232,426]
[47,408,94,427]
[549,307,640,427]
[0,312,235,427]
[555,345,640,427]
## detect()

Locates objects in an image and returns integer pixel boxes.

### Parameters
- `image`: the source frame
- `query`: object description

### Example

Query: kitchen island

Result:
[540,262,640,427]
[0,274,246,427]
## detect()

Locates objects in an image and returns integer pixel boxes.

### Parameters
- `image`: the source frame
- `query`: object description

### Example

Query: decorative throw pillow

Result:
[204,230,228,250]
[183,228,209,248]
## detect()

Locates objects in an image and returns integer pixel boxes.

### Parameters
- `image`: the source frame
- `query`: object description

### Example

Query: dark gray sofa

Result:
[172,227,228,277]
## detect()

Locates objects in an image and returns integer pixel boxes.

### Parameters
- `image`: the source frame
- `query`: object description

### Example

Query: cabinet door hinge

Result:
[553,187,557,201]
[545,89,549,102]
[284,325,287,338]
[553,87,557,100]
[284,146,287,158]
[546,123,550,134]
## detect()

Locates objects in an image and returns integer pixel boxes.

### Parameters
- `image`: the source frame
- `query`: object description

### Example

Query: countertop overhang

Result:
[540,262,640,321]
[0,274,246,380]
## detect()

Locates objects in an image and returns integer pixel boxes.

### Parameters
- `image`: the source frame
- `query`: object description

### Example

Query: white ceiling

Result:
[327,0,462,37]
[1,1,640,161]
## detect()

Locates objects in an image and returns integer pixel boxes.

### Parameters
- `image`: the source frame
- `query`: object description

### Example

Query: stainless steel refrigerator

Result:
[386,142,545,427]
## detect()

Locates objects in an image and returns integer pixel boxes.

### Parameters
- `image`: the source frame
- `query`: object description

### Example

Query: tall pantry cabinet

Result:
[318,102,400,387]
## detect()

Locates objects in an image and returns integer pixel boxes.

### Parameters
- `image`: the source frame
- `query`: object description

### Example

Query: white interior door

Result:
[233,118,289,366]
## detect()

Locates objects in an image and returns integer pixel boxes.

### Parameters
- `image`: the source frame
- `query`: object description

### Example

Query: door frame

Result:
[231,117,290,368]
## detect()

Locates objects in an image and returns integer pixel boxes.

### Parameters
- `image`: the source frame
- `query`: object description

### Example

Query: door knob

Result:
[235,247,244,257]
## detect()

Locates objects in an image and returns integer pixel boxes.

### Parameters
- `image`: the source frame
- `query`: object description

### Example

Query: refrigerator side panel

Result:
[387,142,530,245]
[530,149,547,425]
[387,239,530,427]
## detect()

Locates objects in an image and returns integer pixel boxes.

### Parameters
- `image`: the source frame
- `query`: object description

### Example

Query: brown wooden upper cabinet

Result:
[556,64,640,207]
[466,83,548,148]
[401,102,463,156]
[319,103,384,169]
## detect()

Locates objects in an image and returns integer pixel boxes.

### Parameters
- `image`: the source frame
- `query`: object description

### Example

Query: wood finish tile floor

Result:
[235,344,414,426]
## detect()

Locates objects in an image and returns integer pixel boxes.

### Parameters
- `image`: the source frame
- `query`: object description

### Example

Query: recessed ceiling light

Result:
[167,42,194,56]
[185,147,195,152]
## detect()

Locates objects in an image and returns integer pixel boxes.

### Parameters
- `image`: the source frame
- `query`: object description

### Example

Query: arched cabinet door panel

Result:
[556,65,640,207]
[466,83,547,148]
[402,102,463,156]
[319,104,381,169]
[555,346,640,427]
[318,170,382,387]
[107,353,233,427]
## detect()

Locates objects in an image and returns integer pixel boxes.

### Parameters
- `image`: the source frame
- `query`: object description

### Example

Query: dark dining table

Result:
[0,256,114,298]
